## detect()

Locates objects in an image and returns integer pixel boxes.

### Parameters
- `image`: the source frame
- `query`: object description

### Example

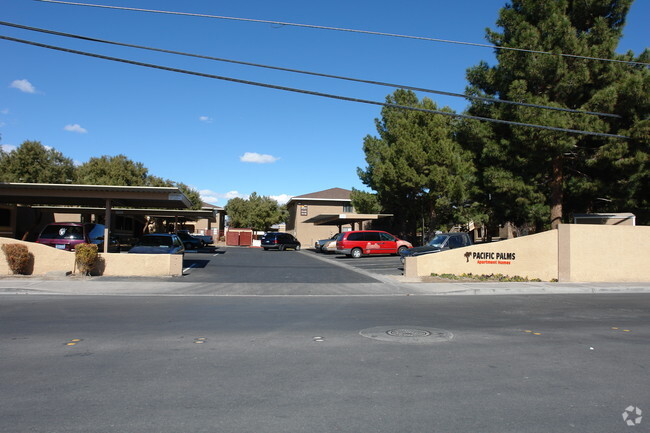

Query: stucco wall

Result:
[0,237,76,275]
[558,224,650,282]
[0,237,182,277]
[404,230,558,281]
[97,252,183,277]
[405,224,650,282]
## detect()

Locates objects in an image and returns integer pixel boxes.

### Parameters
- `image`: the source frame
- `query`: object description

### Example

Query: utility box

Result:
[226,228,254,246]
[573,213,636,226]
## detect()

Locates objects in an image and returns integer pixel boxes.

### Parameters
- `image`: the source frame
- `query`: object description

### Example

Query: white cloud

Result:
[240,152,280,164]
[199,189,248,204]
[1,144,17,153]
[199,115,213,123]
[270,194,293,205]
[64,124,88,134]
[10,79,36,94]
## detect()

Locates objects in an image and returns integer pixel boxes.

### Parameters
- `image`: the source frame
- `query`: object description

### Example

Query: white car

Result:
[321,233,343,254]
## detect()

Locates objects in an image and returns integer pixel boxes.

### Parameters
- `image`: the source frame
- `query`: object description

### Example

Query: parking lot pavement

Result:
[306,249,405,277]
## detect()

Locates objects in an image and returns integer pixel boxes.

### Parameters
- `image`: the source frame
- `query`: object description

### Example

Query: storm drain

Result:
[360,326,453,344]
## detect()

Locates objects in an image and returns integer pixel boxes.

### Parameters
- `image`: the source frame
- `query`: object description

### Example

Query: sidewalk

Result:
[1,274,649,297]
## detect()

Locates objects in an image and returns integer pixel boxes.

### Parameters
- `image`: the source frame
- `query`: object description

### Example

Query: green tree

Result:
[358,89,479,241]
[76,155,203,209]
[465,0,649,228]
[175,182,202,210]
[224,192,285,231]
[76,154,148,186]
[350,188,382,214]
[0,140,75,183]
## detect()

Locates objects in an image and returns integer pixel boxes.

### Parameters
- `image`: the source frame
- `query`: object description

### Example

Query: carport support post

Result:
[104,199,112,254]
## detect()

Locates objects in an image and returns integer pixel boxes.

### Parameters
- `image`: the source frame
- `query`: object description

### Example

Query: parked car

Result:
[321,233,344,254]
[261,232,301,251]
[315,234,339,252]
[335,230,412,258]
[175,230,202,250]
[399,232,472,263]
[177,229,213,246]
[36,222,120,252]
[128,234,185,255]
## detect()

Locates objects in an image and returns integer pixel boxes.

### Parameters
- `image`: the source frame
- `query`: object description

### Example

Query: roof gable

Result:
[291,188,351,202]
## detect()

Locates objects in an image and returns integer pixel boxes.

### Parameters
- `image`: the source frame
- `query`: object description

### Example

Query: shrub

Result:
[75,243,98,276]
[2,243,33,275]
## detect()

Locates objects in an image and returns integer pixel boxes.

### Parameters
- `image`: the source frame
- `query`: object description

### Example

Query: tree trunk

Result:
[550,156,563,230]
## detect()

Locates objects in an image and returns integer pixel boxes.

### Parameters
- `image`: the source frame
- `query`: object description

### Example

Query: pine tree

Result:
[465,0,649,228]
[358,89,479,240]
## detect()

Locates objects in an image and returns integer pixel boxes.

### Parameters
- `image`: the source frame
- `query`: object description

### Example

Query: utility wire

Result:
[0,35,629,139]
[0,21,622,119]
[35,0,650,68]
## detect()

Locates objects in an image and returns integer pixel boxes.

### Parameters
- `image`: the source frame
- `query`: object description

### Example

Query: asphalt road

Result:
[2,300,649,429]
[180,246,385,284]
[1,248,649,432]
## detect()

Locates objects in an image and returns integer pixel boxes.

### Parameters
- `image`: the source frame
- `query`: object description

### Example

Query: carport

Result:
[0,182,193,252]
[303,213,393,232]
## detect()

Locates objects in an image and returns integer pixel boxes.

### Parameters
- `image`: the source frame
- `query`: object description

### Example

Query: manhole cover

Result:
[360,326,453,344]
[386,328,432,338]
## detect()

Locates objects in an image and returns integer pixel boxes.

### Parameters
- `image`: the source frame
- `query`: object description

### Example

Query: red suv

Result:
[336,230,412,258]
[36,222,120,252]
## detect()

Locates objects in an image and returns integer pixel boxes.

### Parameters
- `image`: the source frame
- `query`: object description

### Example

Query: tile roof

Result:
[291,187,351,201]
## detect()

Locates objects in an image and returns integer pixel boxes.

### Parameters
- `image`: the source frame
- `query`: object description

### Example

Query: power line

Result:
[35,0,650,68]
[0,34,630,140]
[0,20,622,119]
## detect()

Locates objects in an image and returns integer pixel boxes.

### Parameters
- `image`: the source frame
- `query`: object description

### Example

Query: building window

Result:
[343,204,353,213]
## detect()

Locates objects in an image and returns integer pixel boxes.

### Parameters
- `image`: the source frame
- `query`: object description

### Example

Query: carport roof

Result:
[303,213,393,226]
[0,182,192,209]
[31,206,217,222]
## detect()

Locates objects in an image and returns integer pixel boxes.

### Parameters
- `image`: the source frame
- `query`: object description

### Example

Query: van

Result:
[36,222,120,252]
[336,230,411,258]
[261,232,301,251]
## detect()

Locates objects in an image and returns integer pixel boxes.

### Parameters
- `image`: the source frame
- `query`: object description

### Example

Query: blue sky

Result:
[1,0,648,206]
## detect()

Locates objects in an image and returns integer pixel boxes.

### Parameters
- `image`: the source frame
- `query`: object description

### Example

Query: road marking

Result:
[183,263,197,273]
[65,338,83,346]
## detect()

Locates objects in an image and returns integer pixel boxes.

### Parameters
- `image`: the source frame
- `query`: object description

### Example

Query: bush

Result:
[75,243,98,276]
[2,243,33,275]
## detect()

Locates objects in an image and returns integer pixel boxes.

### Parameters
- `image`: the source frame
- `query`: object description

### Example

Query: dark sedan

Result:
[129,234,185,255]
[399,232,472,263]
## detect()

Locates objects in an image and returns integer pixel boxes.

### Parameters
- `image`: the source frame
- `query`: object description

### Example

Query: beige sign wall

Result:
[404,229,558,281]
[558,224,650,282]
[405,224,650,282]
[0,237,182,277]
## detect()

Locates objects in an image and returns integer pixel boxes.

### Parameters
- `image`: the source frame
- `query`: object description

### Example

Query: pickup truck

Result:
[177,230,213,246]
[193,233,214,246]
